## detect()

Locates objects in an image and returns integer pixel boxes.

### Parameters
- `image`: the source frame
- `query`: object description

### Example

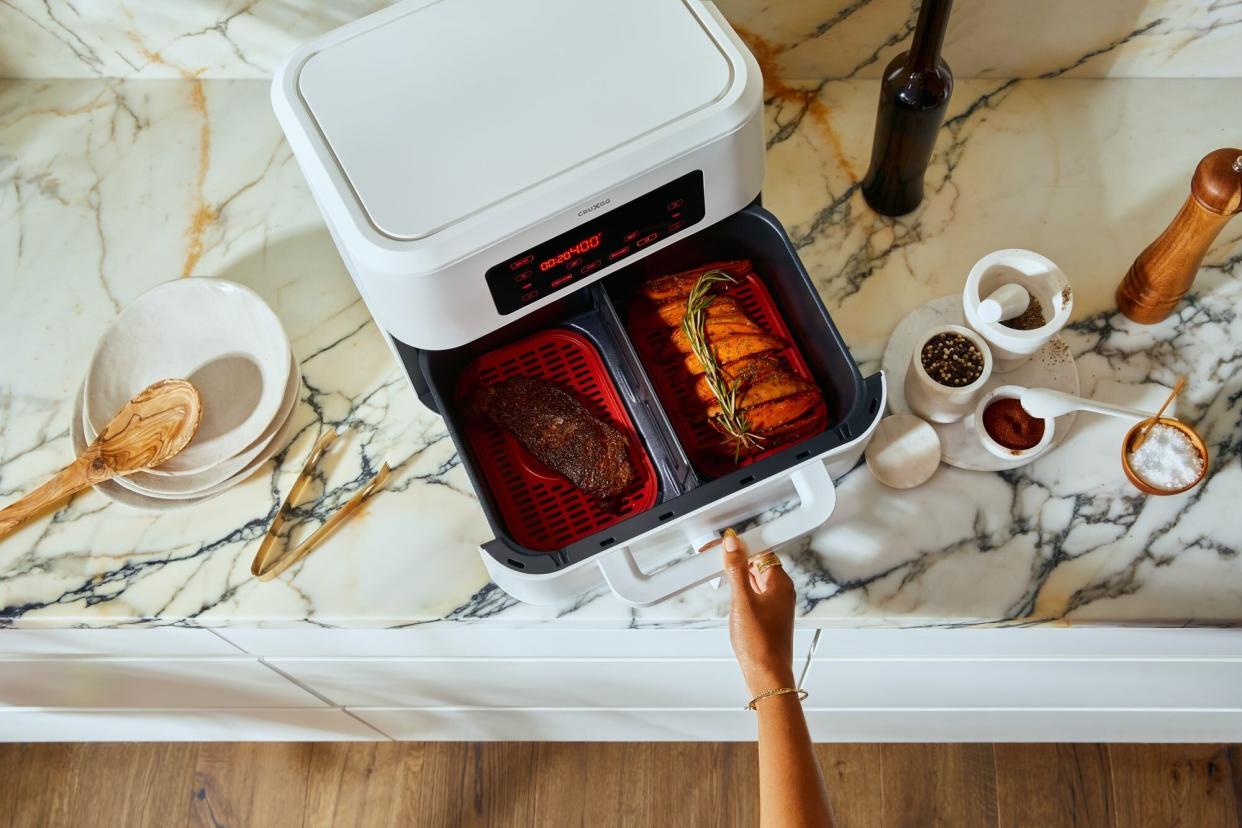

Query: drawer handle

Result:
[596,461,836,607]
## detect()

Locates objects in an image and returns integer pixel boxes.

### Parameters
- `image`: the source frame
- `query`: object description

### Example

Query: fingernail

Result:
[723,533,741,553]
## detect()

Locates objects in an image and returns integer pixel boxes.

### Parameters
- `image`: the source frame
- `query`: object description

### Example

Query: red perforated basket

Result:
[455,329,659,552]
[629,266,828,478]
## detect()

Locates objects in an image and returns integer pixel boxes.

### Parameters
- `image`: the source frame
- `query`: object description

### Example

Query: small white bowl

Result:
[972,385,1055,462]
[962,249,1073,373]
[108,353,301,498]
[85,278,291,475]
[904,324,993,424]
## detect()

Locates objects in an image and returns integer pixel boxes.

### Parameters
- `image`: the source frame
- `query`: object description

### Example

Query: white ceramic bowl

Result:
[72,379,304,509]
[85,279,291,475]
[962,249,1073,373]
[108,353,301,498]
[971,384,1055,462]
[904,324,993,424]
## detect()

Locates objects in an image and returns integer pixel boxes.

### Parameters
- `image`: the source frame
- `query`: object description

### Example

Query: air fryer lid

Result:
[296,0,733,241]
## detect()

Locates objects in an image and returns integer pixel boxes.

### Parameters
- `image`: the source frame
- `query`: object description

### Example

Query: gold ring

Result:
[753,553,782,574]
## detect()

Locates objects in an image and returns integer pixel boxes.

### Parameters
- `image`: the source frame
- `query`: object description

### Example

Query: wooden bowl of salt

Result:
[1121,417,1208,495]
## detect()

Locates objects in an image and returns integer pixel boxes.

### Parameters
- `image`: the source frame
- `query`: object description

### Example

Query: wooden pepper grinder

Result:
[1116,148,1242,324]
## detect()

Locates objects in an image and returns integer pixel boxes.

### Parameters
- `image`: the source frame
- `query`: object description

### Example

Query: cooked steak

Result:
[468,376,635,499]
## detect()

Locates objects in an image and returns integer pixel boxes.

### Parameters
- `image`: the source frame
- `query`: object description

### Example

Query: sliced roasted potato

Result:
[682,333,786,375]
[757,408,824,440]
[706,374,817,418]
[690,355,782,404]
[668,319,764,354]
[735,391,821,433]
[724,408,823,459]
[638,260,752,302]
[647,295,746,327]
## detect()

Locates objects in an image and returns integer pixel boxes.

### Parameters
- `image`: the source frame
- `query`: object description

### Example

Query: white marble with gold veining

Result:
[723,0,1242,80]
[1,68,1240,628]
[1,0,1240,80]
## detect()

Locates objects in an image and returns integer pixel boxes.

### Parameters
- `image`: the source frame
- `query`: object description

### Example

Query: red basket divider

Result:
[455,328,659,552]
[629,269,828,478]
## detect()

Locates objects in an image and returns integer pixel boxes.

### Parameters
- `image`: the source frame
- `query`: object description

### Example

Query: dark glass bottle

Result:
[860,0,954,216]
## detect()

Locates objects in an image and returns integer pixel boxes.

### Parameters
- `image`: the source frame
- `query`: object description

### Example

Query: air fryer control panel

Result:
[485,170,705,315]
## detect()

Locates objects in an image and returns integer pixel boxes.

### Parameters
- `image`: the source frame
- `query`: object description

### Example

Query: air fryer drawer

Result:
[393,205,879,579]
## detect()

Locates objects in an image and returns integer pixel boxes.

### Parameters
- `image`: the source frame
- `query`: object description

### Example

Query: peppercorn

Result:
[920,332,984,387]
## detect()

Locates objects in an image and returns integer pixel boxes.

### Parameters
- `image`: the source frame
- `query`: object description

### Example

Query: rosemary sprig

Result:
[680,270,764,460]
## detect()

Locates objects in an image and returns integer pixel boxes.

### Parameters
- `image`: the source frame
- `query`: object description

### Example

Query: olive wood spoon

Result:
[0,379,202,541]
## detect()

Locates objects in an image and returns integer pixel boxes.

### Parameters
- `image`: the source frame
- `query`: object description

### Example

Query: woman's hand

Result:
[723,531,797,696]
[725,531,836,827]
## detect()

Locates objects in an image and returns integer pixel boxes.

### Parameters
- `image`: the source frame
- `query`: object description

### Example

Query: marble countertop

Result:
[1,74,1240,629]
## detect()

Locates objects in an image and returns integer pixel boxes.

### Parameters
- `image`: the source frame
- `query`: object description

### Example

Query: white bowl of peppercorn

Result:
[972,385,1055,461]
[905,324,992,423]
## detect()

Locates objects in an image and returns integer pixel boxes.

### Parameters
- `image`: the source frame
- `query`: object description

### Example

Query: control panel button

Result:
[484,170,705,317]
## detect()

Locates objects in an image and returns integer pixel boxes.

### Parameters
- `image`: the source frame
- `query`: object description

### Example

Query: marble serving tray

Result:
[881,294,1080,472]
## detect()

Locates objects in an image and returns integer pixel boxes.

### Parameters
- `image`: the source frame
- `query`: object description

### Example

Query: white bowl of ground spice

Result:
[905,324,993,423]
[973,385,1055,462]
[962,249,1072,373]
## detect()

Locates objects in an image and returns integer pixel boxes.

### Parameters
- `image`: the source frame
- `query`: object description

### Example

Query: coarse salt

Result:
[1127,423,1204,491]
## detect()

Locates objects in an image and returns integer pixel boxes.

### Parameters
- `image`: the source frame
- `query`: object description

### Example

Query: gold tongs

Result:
[251,428,391,581]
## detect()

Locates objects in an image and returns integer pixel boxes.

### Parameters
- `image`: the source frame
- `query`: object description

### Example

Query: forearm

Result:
[756,695,834,828]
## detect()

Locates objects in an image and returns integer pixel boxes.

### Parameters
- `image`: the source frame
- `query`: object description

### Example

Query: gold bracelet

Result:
[745,687,809,710]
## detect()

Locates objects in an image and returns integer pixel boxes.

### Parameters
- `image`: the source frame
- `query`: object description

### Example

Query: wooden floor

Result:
[1,743,1240,827]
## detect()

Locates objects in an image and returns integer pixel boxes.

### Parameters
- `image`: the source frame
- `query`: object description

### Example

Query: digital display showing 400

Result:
[484,170,706,316]
[539,232,602,272]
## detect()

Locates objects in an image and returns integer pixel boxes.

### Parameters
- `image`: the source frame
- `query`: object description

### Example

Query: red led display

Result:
[538,232,602,272]
[485,171,705,316]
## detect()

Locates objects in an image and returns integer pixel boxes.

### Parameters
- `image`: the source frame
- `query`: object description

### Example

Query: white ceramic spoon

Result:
[1019,387,1153,422]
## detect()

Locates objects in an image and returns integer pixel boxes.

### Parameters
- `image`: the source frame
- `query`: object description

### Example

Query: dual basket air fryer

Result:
[396,205,883,577]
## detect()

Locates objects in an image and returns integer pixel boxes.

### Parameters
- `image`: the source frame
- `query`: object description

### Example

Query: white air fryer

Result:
[274,0,886,607]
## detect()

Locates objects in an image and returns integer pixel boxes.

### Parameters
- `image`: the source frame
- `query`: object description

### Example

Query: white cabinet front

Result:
[268,658,751,709]
[0,708,380,742]
[0,659,325,709]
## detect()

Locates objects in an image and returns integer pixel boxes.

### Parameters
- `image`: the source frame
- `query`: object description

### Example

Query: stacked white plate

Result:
[72,279,301,510]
